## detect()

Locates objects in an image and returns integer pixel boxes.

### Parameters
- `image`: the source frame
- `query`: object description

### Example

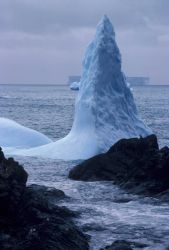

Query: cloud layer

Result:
[0,0,169,84]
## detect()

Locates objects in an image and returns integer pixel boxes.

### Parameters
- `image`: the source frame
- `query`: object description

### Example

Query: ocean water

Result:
[1,84,169,249]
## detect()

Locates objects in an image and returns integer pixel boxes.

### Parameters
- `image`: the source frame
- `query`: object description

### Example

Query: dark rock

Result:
[26,184,66,201]
[69,135,169,195]
[0,148,89,250]
[0,147,28,215]
[155,189,169,203]
[101,240,147,250]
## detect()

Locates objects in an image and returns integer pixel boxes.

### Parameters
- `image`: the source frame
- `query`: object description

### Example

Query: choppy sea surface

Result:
[1,84,169,249]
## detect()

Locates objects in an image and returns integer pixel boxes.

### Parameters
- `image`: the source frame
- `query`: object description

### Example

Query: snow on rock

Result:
[15,15,152,160]
[0,118,51,148]
[70,82,80,91]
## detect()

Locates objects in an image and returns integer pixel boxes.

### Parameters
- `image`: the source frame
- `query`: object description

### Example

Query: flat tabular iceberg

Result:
[13,15,152,160]
[0,118,51,149]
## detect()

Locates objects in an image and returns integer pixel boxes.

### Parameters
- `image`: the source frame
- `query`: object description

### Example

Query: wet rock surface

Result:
[100,240,148,250]
[69,135,169,196]
[0,148,28,215]
[0,148,89,250]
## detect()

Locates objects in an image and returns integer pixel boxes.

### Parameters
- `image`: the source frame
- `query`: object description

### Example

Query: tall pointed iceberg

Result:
[17,15,152,160]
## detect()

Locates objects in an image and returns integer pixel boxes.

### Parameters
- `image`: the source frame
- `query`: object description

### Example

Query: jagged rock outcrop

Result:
[100,240,147,250]
[0,148,89,250]
[69,135,169,195]
[0,148,28,215]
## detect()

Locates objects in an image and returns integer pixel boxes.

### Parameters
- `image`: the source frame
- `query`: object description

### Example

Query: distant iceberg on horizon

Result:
[4,15,152,160]
[70,81,80,91]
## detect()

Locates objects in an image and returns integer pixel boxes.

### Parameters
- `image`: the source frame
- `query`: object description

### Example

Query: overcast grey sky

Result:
[0,0,169,84]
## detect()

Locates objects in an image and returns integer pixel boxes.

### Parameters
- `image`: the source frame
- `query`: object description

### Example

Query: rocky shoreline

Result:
[1,134,169,250]
[0,148,89,250]
[69,135,169,198]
